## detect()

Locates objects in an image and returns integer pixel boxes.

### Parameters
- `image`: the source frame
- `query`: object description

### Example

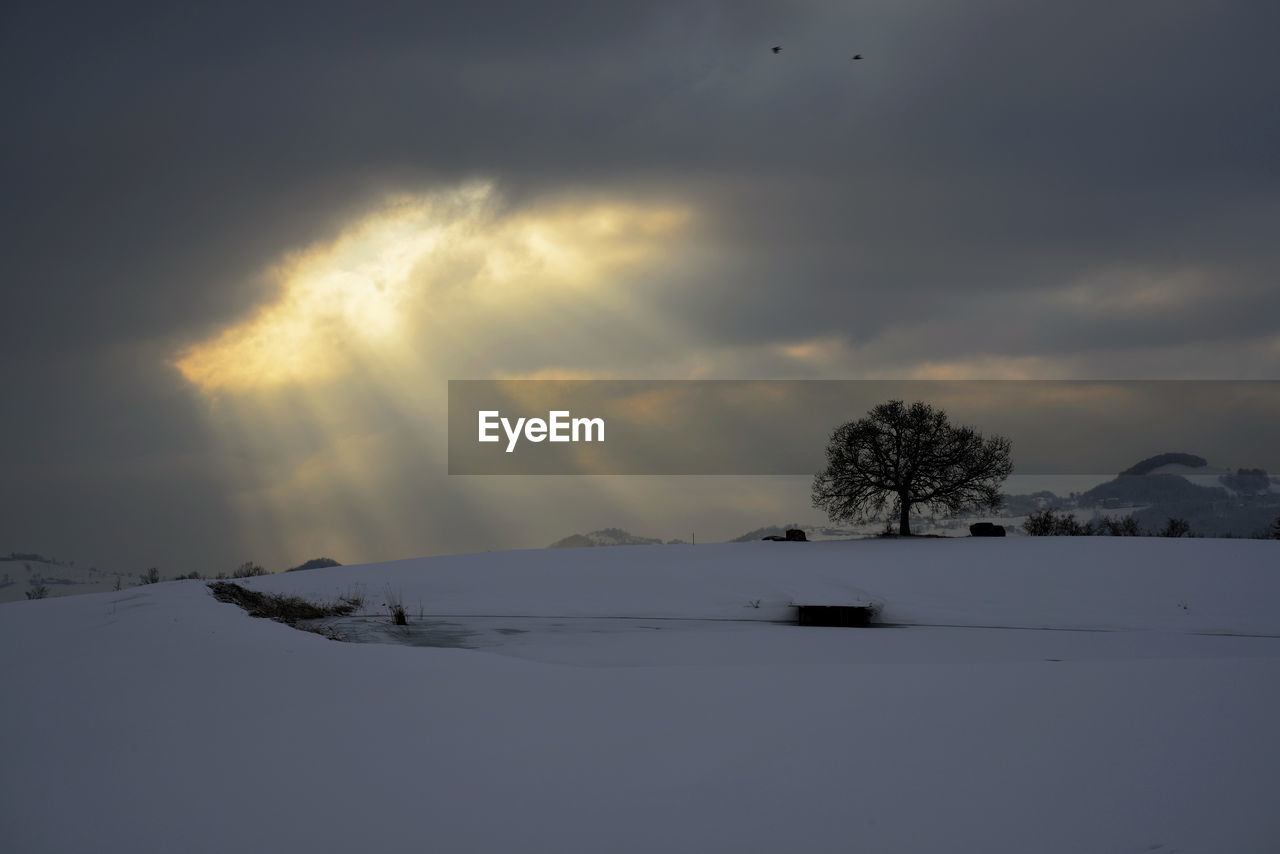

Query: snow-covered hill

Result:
[3,538,1278,853]
[0,553,130,604]
[547,527,668,548]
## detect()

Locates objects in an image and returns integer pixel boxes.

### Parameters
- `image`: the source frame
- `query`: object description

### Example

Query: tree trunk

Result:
[899,500,911,536]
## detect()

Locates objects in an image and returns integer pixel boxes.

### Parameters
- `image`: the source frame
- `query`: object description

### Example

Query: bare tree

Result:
[232,562,266,578]
[812,400,1013,536]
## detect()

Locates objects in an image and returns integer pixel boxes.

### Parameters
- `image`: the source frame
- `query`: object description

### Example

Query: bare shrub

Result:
[207,582,357,624]
[1096,514,1144,536]
[337,584,366,612]
[383,585,407,626]
[1023,508,1091,536]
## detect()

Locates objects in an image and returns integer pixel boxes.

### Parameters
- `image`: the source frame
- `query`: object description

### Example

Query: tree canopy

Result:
[812,400,1013,536]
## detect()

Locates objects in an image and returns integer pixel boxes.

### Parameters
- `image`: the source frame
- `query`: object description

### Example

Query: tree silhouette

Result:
[812,400,1013,536]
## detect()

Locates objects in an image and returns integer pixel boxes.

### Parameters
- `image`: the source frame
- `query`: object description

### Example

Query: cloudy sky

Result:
[3,0,1278,574]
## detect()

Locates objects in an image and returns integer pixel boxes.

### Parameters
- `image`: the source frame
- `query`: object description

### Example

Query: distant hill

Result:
[286,557,343,572]
[1079,474,1225,508]
[548,529,665,548]
[0,554,129,604]
[1061,453,1280,537]
[0,552,56,563]
[1120,453,1207,477]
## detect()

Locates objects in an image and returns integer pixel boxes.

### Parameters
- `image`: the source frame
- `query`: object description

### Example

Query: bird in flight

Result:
[770,45,865,60]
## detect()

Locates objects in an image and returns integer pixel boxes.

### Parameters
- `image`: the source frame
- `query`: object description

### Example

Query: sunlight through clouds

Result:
[173,183,692,394]
[171,182,697,562]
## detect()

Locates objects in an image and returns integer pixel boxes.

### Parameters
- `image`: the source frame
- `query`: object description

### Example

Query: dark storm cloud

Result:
[3,0,1278,570]
[632,0,1280,354]
[7,2,1276,341]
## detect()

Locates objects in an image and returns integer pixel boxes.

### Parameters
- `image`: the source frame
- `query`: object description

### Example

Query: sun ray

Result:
[174,183,696,565]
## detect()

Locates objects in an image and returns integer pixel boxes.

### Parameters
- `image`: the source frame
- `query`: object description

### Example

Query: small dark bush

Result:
[1158,518,1191,538]
[139,567,161,585]
[25,583,49,600]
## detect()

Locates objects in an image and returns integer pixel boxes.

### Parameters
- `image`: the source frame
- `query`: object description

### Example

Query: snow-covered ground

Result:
[3,537,1278,853]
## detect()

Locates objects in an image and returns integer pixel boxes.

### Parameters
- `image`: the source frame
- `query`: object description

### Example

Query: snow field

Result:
[2,537,1278,853]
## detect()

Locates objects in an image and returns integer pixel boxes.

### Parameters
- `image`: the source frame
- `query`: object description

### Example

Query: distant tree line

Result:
[1023,509,1280,539]
[1219,468,1272,496]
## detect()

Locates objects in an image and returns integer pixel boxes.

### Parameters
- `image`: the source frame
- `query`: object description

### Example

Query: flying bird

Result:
[771,46,781,53]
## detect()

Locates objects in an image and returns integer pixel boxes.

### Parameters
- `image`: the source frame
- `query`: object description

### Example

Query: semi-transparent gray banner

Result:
[447,380,1280,475]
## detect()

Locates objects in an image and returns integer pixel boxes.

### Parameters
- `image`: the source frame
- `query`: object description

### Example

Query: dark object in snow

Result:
[763,528,808,542]
[772,45,781,53]
[969,522,1006,537]
[795,604,876,627]
[852,54,862,60]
